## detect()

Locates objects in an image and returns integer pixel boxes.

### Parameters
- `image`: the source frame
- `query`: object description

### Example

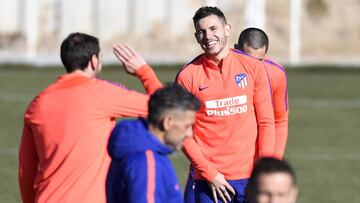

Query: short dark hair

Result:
[193,6,227,25]
[237,27,269,52]
[148,83,200,128]
[60,32,100,73]
[245,157,296,202]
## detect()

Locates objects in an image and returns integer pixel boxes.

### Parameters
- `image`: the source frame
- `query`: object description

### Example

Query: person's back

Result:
[106,83,200,203]
[23,75,148,202]
[19,33,162,202]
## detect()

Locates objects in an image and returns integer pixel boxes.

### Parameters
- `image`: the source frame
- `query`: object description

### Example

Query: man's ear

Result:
[162,115,173,131]
[234,43,239,49]
[225,24,231,37]
[290,186,299,203]
[90,54,98,71]
[194,32,201,44]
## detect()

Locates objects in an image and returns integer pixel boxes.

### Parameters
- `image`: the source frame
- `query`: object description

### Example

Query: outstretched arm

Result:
[113,44,163,94]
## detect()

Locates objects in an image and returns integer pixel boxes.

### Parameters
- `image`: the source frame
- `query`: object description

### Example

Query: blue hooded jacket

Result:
[106,118,183,203]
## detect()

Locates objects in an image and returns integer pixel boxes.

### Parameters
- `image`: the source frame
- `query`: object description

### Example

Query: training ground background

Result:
[0,65,360,202]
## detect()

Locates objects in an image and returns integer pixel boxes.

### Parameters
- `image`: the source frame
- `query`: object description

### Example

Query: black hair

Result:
[193,6,227,25]
[237,27,269,52]
[60,32,100,73]
[245,157,296,203]
[148,83,200,128]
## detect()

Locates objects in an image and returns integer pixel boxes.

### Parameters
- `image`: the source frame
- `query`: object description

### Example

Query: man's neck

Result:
[71,66,95,78]
[148,124,165,145]
[206,45,230,66]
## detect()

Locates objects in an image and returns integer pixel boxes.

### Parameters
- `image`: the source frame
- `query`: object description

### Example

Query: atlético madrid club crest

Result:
[235,73,248,88]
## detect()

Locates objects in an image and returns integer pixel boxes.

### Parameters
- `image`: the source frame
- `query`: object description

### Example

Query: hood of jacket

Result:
[108,118,173,160]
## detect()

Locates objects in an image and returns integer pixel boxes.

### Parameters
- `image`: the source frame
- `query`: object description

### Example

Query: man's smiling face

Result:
[194,14,230,57]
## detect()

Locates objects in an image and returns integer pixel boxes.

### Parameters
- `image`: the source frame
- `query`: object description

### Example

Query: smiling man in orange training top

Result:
[18,32,162,203]
[176,7,275,203]
[235,27,289,160]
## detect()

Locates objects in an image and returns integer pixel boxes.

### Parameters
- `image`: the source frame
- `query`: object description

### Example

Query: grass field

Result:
[1,65,360,202]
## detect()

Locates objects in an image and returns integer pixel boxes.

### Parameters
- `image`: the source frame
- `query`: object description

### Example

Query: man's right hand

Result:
[113,44,147,76]
[208,173,236,203]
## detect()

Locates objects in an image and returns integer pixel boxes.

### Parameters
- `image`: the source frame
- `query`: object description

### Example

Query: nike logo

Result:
[199,85,210,91]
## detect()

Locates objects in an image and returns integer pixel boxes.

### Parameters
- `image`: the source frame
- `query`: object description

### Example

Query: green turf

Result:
[0,66,359,202]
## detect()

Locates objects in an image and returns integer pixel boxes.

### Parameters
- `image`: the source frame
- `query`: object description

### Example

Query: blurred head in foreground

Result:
[246,157,298,203]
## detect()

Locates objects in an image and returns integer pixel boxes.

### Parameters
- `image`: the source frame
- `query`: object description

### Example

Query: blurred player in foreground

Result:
[235,27,289,159]
[18,32,162,203]
[176,7,275,203]
[245,157,298,203]
[106,83,200,203]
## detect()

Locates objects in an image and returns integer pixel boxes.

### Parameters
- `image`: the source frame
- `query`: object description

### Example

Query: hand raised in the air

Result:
[208,172,236,203]
[113,44,147,76]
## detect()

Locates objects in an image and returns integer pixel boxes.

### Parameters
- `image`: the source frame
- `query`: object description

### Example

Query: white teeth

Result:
[205,41,216,47]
